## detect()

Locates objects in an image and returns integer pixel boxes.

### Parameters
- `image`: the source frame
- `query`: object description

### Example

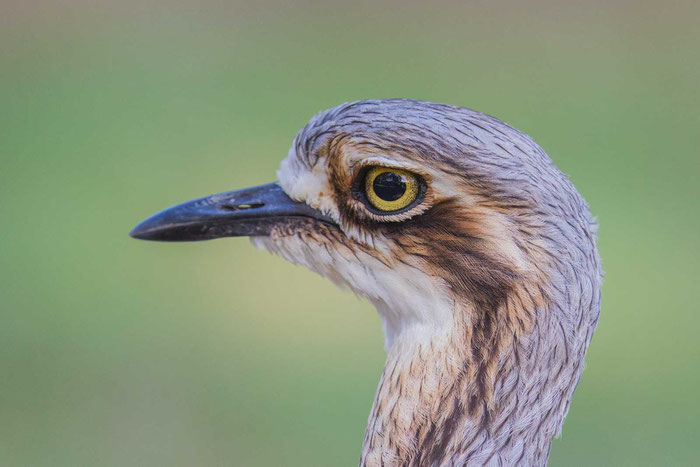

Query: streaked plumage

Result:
[132,99,602,466]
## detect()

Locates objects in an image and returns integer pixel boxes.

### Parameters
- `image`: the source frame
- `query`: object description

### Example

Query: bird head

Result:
[131,99,601,463]
[132,99,598,351]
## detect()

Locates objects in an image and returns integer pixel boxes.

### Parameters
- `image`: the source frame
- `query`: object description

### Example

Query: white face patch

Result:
[277,145,341,223]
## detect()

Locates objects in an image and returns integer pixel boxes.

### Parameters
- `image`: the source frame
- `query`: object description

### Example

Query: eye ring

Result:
[354,166,426,215]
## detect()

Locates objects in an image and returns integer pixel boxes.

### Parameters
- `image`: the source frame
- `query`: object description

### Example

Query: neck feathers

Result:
[361,283,589,466]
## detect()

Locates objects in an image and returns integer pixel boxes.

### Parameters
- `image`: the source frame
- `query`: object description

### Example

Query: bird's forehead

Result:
[292,99,538,168]
[282,100,576,219]
[292,101,460,169]
[280,100,525,208]
[278,127,472,221]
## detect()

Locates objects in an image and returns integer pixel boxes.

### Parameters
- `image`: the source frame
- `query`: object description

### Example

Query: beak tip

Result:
[129,217,163,241]
[129,223,150,240]
[129,213,204,242]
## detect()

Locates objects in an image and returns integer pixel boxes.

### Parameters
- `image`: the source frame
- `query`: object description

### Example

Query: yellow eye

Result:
[363,167,421,212]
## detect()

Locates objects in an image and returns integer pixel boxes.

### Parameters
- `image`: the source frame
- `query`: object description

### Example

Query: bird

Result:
[130,99,601,466]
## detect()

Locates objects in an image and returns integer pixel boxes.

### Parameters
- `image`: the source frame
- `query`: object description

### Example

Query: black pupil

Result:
[373,172,406,202]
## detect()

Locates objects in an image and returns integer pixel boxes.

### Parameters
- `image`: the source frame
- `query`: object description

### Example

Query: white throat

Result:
[252,234,456,349]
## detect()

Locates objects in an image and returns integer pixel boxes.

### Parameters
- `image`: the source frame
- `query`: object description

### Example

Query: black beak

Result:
[129,182,335,242]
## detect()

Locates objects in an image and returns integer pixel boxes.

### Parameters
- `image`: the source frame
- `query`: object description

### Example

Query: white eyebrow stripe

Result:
[346,155,425,173]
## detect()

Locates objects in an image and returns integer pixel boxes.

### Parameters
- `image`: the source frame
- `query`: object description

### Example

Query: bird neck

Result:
[360,301,571,466]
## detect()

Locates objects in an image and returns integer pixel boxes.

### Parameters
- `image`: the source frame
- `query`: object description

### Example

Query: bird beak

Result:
[129,182,334,241]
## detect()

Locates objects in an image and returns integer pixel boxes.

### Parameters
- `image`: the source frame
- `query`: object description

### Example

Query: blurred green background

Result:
[2,1,698,465]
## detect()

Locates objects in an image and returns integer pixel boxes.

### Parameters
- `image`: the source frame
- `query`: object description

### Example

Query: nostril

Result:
[220,203,264,211]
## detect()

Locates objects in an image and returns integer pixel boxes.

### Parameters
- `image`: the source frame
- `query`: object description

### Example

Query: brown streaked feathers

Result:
[254,99,601,466]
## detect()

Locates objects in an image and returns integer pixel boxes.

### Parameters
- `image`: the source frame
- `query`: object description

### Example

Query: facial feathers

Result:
[251,99,601,465]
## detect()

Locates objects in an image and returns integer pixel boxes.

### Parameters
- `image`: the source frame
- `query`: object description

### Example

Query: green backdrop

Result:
[2,1,698,465]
